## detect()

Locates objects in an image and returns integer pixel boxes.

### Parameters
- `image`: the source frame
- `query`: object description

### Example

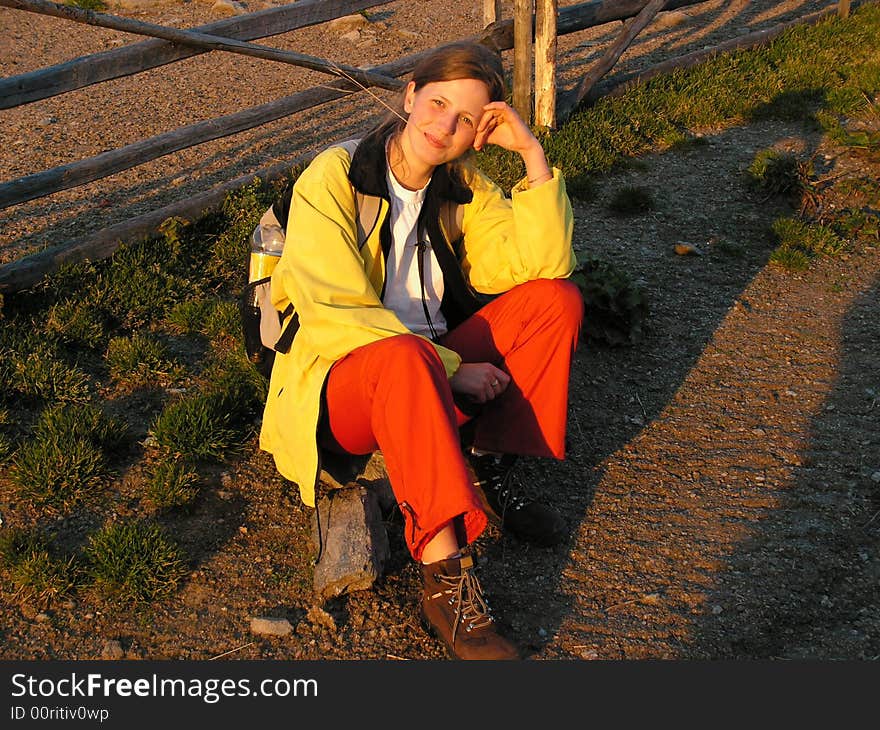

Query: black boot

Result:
[469,452,566,546]
[420,552,519,660]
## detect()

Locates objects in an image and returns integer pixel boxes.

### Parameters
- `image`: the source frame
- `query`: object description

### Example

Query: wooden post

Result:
[838,0,851,17]
[534,0,558,129]
[558,0,667,121]
[513,0,534,121]
[483,0,501,27]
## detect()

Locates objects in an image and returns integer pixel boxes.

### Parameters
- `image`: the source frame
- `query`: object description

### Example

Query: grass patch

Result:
[9,349,92,404]
[144,459,201,511]
[106,333,178,386]
[84,521,187,604]
[149,391,245,461]
[10,403,126,511]
[746,148,814,197]
[607,185,655,215]
[770,216,847,271]
[0,529,79,603]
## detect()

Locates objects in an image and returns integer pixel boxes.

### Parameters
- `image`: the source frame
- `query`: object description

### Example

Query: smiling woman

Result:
[258,40,583,660]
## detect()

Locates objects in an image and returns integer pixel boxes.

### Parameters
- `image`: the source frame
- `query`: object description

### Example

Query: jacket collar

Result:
[348,132,473,205]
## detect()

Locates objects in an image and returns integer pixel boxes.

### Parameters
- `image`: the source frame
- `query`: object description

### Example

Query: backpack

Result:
[240,139,464,380]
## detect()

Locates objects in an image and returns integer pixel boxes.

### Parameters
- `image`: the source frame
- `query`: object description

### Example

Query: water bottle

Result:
[248,222,285,284]
[243,222,286,368]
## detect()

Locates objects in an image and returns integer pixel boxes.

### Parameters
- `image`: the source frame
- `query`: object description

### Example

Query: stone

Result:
[311,485,390,602]
[250,617,293,637]
[211,0,247,17]
[101,639,125,660]
[654,11,691,30]
[339,30,362,44]
[329,13,371,33]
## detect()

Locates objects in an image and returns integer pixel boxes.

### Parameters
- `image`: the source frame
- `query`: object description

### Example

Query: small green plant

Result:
[84,521,187,604]
[565,173,597,202]
[35,402,129,454]
[0,529,79,603]
[106,333,177,386]
[145,459,200,511]
[569,258,649,346]
[769,216,847,271]
[10,403,126,510]
[166,299,216,335]
[746,148,813,197]
[45,298,109,349]
[149,391,244,461]
[607,185,655,215]
[836,208,880,241]
[202,300,242,342]
[12,436,106,511]
[11,350,92,403]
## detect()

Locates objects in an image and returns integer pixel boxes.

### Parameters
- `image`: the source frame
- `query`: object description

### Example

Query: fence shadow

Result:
[690,275,880,659]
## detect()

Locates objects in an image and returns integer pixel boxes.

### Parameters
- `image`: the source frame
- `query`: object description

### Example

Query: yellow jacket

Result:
[259,137,575,506]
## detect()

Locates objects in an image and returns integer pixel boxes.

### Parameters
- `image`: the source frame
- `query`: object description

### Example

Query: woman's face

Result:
[400,78,491,170]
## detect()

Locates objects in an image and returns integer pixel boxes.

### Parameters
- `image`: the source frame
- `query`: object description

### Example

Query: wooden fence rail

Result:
[0,0,388,108]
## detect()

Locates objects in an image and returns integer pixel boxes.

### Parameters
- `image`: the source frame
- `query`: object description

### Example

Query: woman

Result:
[259,41,583,660]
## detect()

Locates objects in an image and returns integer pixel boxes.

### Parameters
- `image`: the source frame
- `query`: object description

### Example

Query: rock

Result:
[306,605,337,633]
[311,485,390,601]
[251,616,293,637]
[674,243,702,256]
[101,639,125,660]
[211,0,247,17]
[871,471,880,483]
[35,612,51,623]
[339,30,362,44]
[654,11,691,30]
[329,13,371,33]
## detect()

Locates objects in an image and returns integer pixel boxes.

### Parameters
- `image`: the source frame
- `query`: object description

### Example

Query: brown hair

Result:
[362,41,506,160]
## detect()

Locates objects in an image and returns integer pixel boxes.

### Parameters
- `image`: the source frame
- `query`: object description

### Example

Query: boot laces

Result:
[473,456,529,513]
[435,562,494,644]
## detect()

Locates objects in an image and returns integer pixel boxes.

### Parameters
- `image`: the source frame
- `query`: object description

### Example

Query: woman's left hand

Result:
[473,101,538,154]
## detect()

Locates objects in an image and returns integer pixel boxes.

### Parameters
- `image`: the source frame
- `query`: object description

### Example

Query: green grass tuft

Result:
[0,529,79,603]
[770,216,847,271]
[84,521,187,604]
[149,391,245,461]
[145,459,201,511]
[10,403,127,511]
[746,148,813,197]
[106,333,178,386]
[607,185,656,215]
[10,349,92,404]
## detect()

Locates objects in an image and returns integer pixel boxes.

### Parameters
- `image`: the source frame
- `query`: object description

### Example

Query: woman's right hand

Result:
[449,362,511,403]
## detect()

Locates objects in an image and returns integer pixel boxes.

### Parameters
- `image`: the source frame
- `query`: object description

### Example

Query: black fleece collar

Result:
[348,132,474,206]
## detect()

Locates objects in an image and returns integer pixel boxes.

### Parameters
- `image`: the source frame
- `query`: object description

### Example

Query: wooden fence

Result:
[0,0,864,292]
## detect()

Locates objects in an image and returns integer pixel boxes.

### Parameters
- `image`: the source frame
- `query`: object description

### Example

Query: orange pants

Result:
[319,278,584,561]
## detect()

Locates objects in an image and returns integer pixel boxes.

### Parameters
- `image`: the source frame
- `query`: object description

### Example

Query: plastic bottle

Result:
[248,222,285,284]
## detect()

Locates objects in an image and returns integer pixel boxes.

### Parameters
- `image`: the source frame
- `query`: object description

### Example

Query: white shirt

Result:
[383,169,447,338]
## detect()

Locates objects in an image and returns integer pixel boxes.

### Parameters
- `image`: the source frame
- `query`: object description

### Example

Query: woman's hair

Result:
[361,41,506,158]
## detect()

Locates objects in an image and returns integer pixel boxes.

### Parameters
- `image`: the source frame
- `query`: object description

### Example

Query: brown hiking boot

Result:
[420,552,519,660]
